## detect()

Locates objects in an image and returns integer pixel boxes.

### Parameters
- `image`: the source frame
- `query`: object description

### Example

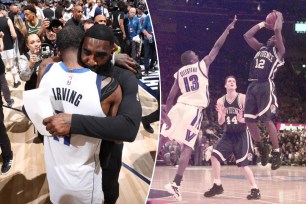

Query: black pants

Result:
[142,84,160,125]
[143,38,157,73]
[114,32,124,52]
[100,142,124,204]
[0,107,12,160]
[142,108,159,125]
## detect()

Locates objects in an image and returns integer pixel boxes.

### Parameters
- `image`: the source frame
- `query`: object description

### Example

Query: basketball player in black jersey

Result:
[204,76,260,200]
[243,11,285,170]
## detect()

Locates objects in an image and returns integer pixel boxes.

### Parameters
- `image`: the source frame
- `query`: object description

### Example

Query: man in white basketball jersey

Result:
[162,16,237,201]
[38,25,141,204]
[38,26,121,204]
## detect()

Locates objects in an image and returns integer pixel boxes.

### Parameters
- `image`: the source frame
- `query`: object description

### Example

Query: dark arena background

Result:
[147,0,306,203]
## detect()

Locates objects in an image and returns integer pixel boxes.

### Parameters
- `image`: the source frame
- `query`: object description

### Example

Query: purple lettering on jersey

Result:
[185,129,197,142]
[183,77,190,92]
[190,75,199,91]
[183,75,199,92]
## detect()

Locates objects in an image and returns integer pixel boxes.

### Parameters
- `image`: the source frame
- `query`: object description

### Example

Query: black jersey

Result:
[0,17,14,50]
[224,93,246,133]
[249,46,284,81]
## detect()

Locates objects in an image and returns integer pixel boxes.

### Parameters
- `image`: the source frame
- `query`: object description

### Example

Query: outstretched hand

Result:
[227,15,237,30]
[216,103,227,117]
[273,10,284,22]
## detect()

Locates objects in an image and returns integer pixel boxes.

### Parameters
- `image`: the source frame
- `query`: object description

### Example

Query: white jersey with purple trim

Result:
[175,59,209,108]
[39,62,104,204]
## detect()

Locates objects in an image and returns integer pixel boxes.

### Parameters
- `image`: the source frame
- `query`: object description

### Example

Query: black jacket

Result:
[71,66,142,167]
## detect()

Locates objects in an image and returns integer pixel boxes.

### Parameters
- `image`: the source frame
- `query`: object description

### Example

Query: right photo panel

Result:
[148,1,306,203]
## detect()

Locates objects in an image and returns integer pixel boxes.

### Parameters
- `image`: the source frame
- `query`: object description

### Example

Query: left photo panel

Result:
[0,0,160,204]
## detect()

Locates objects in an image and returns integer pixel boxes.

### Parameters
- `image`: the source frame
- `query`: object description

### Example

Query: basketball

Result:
[265,12,277,30]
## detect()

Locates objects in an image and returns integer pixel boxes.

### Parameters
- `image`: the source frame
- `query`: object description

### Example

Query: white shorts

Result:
[161,103,203,149]
[1,49,15,69]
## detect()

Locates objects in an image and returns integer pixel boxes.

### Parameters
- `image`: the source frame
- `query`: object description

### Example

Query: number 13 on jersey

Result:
[183,75,199,92]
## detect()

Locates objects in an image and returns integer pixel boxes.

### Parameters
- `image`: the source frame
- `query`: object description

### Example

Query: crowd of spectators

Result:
[0,0,157,108]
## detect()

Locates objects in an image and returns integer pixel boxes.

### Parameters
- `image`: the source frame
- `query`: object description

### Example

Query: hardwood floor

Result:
[0,79,159,204]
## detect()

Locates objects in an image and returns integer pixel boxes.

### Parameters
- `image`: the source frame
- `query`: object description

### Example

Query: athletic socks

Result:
[173,174,183,186]
[13,76,18,83]
[213,179,221,185]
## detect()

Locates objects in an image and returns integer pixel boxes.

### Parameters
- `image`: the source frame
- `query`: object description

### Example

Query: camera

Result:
[47,18,63,33]
[40,43,53,59]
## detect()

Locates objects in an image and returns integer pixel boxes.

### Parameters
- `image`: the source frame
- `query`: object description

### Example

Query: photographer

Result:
[18,33,52,90]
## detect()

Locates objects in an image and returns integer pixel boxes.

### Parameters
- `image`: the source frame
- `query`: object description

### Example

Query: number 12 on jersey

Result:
[255,59,265,69]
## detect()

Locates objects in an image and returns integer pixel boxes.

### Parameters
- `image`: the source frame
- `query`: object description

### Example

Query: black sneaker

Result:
[13,81,21,88]
[271,151,282,170]
[7,99,14,108]
[1,156,13,175]
[247,188,261,200]
[142,122,154,133]
[257,142,270,166]
[204,183,224,197]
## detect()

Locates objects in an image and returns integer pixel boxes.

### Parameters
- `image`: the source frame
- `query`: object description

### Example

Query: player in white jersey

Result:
[38,26,121,204]
[162,16,237,201]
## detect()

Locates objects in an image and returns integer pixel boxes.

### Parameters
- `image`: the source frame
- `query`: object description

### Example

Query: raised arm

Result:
[274,11,285,60]
[243,21,266,51]
[204,15,237,68]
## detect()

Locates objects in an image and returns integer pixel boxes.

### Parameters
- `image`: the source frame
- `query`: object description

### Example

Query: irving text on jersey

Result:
[52,87,83,107]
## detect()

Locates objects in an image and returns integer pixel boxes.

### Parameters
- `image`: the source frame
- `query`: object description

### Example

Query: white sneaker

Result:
[165,182,182,201]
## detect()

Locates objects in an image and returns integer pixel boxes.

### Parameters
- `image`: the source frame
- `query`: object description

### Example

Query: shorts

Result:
[161,103,203,149]
[212,129,253,167]
[244,81,278,122]
[1,49,15,70]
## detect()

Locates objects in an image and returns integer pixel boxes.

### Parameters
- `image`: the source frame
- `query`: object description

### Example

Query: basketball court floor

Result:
[0,68,160,204]
[148,165,306,204]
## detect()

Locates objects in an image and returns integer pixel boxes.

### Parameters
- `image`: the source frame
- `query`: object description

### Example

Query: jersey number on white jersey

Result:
[183,75,199,92]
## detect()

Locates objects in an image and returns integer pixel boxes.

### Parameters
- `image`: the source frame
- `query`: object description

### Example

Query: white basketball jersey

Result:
[39,62,104,204]
[175,59,210,108]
